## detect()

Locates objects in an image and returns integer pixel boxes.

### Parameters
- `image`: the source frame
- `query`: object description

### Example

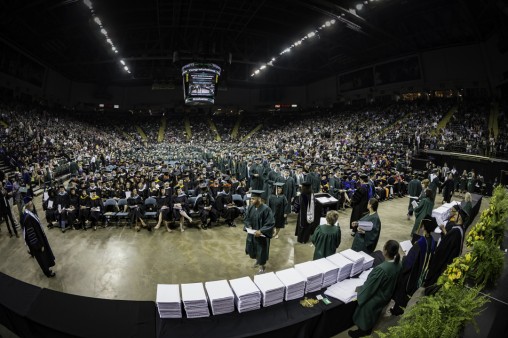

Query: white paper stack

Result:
[156,284,182,318]
[205,280,235,315]
[294,261,324,293]
[275,268,306,301]
[326,253,354,282]
[181,283,210,318]
[400,240,413,255]
[229,276,261,313]
[340,249,365,277]
[356,251,375,271]
[313,258,340,288]
[253,272,285,307]
[358,268,373,281]
[325,278,365,303]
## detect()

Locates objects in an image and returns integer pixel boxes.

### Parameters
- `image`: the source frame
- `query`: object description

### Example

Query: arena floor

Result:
[0,193,488,337]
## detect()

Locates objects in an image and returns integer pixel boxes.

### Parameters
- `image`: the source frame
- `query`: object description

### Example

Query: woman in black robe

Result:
[172,187,193,232]
[441,173,454,203]
[127,188,147,231]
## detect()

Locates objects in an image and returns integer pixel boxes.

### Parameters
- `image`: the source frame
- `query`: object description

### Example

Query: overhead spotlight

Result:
[83,0,93,10]
[93,16,101,25]
[364,1,369,4]
[251,74,255,77]
[114,50,118,54]
[260,65,266,70]
[124,66,129,71]
[271,57,276,61]
[100,28,107,35]
[106,38,113,45]
[120,60,126,65]
[111,46,116,51]
[307,32,316,38]
[254,69,260,74]
[331,19,336,24]
[325,21,331,27]
[356,4,364,10]
[341,13,345,17]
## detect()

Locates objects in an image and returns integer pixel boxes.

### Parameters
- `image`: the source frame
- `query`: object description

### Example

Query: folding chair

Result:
[115,198,131,227]
[103,199,118,227]
[144,197,158,221]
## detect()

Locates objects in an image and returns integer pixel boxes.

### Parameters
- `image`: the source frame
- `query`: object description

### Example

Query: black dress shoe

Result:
[348,328,371,338]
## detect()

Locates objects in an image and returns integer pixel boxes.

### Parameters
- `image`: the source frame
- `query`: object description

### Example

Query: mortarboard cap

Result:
[274,182,285,187]
[251,190,264,197]
[23,196,33,204]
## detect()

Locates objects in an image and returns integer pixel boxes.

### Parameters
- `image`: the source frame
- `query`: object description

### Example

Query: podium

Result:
[311,193,340,233]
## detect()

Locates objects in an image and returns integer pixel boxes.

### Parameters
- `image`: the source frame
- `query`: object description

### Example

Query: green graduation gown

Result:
[311,224,341,260]
[412,197,434,236]
[351,213,381,254]
[353,260,402,331]
[268,194,288,228]
[244,203,275,266]
[462,200,473,228]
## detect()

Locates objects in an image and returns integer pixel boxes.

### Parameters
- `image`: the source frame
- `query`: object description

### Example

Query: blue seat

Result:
[144,197,158,219]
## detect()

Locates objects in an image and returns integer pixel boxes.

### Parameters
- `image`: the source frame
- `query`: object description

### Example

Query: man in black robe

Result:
[293,182,315,244]
[349,175,369,236]
[21,196,56,278]
[305,165,321,193]
[249,157,265,191]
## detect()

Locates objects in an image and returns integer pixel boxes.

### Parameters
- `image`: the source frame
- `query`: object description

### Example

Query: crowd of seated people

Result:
[1,97,505,237]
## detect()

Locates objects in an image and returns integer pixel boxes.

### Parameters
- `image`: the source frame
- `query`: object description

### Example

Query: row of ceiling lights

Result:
[250,0,379,78]
[250,18,336,77]
[83,0,131,74]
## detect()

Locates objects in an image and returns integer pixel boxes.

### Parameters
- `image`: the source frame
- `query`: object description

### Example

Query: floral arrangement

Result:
[437,253,473,290]
[377,186,507,337]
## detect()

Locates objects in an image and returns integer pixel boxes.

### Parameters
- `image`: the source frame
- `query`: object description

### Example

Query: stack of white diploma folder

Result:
[205,280,235,315]
[156,284,182,318]
[326,253,354,282]
[275,268,306,301]
[312,258,341,288]
[253,272,286,307]
[181,283,210,318]
[294,261,324,293]
[229,276,261,313]
[340,249,365,277]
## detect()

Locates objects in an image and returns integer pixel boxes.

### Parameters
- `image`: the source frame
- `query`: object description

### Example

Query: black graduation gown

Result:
[392,236,436,311]
[424,224,464,288]
[22,209,55,276]
[349,184,369,228]
[305,172,321,193]
[294,193,315,244]
[441,178,454,203]
[268,194,288,228]
[250,164,265,190]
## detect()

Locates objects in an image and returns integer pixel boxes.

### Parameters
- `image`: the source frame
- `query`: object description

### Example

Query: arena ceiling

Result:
[0,0,506,87]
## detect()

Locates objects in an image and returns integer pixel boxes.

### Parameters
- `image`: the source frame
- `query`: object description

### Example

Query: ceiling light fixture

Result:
[356,4,364,10]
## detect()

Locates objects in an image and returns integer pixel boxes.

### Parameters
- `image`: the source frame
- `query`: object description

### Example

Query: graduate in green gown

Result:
[411,189,434,242]
[244,190,275,274]
[311,210,341,260]
[268,183,288,239]
[349,240,402,338]
[351,198,381,254]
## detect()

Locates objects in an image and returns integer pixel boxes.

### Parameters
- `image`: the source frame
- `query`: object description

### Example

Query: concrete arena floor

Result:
[0,193,488,337]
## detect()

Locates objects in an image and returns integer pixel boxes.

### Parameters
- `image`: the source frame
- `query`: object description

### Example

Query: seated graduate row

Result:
[43,183,246,233]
